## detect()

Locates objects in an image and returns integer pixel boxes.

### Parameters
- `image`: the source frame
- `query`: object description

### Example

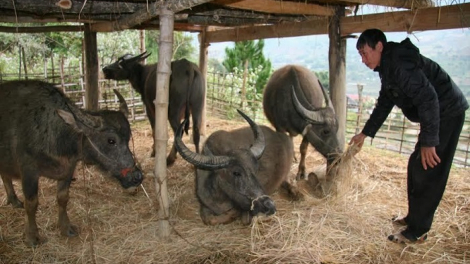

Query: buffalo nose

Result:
[131,170,144,185]
[263,199,276,215]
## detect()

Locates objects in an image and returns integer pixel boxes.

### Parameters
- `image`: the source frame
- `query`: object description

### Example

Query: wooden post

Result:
[328,6,347,152]
[83,23,99,111]
[154,6,173,238]
[139,29,147,64]
[355,83,364,135]
[198,27,209,143]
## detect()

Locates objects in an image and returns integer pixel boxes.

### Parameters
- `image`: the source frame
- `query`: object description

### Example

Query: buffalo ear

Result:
[57,109,83,132]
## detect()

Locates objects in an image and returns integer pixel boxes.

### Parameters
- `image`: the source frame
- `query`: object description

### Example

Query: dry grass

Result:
[1,116,469,264]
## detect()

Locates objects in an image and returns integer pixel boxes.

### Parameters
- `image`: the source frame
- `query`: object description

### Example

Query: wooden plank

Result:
[205,3,470,42]
[342,3,470,34]
[212,0,335,16]
[206,18,329,43]
[323,0,434,9]
[91,0,213,32]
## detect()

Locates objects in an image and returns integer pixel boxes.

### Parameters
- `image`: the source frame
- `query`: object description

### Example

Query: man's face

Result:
[358,42,383,70]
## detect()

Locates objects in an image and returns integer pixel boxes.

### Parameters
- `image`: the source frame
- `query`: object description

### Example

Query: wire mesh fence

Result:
[1,68,469,167]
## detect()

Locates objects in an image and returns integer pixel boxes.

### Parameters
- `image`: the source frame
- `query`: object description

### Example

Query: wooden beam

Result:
[342,3,470,34]
[212,0,335,16]
[205,3,470,43]
[91,0,213,32]
[344,0,433,9]
[0,25,84,33]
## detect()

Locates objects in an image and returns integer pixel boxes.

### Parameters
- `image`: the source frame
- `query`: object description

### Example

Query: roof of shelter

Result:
[0,1,468,42]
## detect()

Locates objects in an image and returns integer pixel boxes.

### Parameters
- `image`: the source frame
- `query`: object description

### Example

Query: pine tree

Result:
[222,40,272,108]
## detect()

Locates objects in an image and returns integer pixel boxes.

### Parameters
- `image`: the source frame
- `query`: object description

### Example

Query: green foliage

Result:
[222,40,272,94]
[145,31,196,63]
[315,71,329,91]
[98,30,141,64]
[44,31,82,57]
[0,31,50,72]
[206,64,265,121]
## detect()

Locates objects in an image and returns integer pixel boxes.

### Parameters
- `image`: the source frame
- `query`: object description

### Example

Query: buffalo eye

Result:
[232,171,242,177]
[108,138,116,145]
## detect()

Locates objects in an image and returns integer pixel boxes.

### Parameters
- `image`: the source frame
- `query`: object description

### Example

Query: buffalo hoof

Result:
[296,169,307,181]
[8,197,24,208]
[166,156,176,167]
[24,233,47,247]
[60,224,79,237]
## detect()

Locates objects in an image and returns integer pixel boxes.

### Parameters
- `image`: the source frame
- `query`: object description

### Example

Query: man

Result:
[350,28,468,244]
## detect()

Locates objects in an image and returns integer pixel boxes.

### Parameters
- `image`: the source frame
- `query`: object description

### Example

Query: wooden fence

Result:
[205,71,470,168]
[1,68,469,167]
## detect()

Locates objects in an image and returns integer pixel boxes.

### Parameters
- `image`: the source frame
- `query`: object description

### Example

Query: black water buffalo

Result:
[263,65,342,180]
[0,80,143,247]
[102,52,205,165]
[175,110,298,225]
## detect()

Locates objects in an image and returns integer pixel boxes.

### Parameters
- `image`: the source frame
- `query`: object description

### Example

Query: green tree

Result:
[145,31,196,63]
[316,70,330,91]
[222,40,272,108]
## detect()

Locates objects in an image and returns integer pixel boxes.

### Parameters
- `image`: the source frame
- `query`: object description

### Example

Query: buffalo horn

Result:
[317,79,332,109]
[291,85,325,124]
[113,89,129,118]
[236,109,265,159]
[126,51,151,63]
[65,102,101,129]
[174,119,232,170]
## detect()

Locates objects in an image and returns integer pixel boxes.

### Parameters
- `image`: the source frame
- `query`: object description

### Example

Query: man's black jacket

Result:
[362,38,468,147]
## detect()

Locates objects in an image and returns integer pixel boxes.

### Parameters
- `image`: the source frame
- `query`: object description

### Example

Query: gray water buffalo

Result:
[175,110,298,225]
[0,80,143,247]
[263,65,341,180]
[102,52,205,165]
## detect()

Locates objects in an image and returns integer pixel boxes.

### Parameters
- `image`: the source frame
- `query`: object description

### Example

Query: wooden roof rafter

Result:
[212,0,337,16]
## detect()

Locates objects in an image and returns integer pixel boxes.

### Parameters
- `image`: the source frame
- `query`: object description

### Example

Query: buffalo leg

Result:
[57,178,78,237]
[21,173,43,247]
[281,181,304,201]
[167,113,183,166]
[1,174,23,208]
[146,104,156,157]
[296,137,309,180]
[192,115,201,153]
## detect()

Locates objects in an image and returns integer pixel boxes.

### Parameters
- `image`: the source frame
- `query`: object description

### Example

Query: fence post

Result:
[355,83,364,135]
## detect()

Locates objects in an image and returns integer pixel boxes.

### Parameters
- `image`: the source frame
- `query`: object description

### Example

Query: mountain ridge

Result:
[207,29,470,97]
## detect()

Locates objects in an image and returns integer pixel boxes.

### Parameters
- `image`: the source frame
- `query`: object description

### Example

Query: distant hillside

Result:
[207,28,470,98]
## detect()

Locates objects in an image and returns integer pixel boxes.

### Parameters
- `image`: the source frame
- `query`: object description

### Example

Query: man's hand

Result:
[421,146,440,170]
[349,133,367,154]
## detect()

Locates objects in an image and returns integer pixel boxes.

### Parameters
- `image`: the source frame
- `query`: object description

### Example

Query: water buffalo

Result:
[263,65,342,180]
[175,110,298,225]
[0,80,144,247]
[102,52,205,166]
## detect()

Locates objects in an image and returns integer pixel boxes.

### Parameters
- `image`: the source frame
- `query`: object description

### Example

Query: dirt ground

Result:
[0,116,469,264]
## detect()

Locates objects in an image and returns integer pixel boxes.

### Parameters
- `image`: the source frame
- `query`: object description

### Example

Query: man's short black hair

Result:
[356,28,387,50]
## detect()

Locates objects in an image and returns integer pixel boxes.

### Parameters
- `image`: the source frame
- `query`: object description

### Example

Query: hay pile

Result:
[1,116,469,264]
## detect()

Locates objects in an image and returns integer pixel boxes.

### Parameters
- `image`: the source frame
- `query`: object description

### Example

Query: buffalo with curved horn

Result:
[263,65,342,180]
[175,110,298,225]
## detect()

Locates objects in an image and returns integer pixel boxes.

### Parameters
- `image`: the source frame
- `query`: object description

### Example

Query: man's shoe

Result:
[388,231,427,244]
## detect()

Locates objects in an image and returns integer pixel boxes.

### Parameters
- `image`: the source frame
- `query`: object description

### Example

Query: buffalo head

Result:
[58,89,143,189]
[175,110,276,225]
[291,80,341,164]
[102,51,151,80]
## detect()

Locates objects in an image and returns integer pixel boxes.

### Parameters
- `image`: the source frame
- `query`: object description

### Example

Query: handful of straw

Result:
[322,143,360,197]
